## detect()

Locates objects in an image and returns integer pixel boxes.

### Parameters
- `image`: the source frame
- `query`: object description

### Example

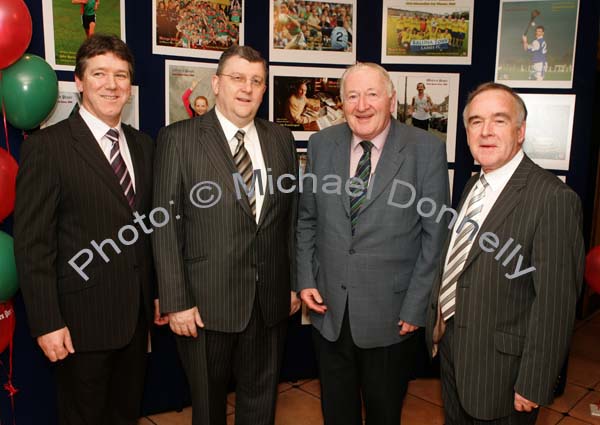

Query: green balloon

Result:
[2,54,58,130]
[0,231,18,302]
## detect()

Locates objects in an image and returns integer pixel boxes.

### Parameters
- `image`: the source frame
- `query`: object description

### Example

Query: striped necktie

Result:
[106,128,135,209]
[350,140,373,236]
[233,129,256,217]
[439,174,489,321]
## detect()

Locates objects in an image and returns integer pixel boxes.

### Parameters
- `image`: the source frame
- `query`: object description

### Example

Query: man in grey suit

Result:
[297,62,449,425]
[153,45,300,425]
[426,82,585,425]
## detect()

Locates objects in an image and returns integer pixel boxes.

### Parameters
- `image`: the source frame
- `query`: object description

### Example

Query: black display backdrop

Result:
[0,1,598,423]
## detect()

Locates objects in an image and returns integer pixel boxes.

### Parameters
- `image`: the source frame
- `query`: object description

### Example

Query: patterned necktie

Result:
[439,175,489,321]
[233,129,256,217]
[106,128,135,208]
[350,140,373,236]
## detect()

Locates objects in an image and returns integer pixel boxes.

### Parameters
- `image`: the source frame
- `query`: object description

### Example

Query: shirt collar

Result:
[350,121,391,153]
[215,106,255,141]
[481,150,524,192]
[79,105,122,142]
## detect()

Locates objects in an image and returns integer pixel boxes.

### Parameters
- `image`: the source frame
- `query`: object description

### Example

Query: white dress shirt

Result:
[79,106,136,191]
[215,107,267,223]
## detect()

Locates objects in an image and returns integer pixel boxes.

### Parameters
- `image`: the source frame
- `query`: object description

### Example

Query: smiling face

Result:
[342,66,395,141]
[75,53,131,127]
[535,27,544,39]
[465,89,526,173]
[193,97,208,115]
[211,55,266,128]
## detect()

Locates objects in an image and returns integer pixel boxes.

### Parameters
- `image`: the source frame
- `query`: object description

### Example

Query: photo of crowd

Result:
[272,0,353,52]
[154,0,242,58]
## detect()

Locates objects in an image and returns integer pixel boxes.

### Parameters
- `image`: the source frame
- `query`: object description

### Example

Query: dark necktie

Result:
[233,129,256,217]
[350,140,373,236]
[106,128,135,209]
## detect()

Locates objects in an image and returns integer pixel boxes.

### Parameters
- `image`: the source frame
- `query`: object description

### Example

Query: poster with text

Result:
[495,0,579,88]
[153,0,244,60]
[41,81,139,129]
[390,72,460,162]
[165,60,218,125]
[43,0,125,70]
[269,0,356,64]
[382,0,473,64]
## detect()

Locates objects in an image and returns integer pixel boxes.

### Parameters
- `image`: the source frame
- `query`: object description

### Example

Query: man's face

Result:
[75,53,131,128]
[465,89,525,173]
[297,83,307,97]
[417,83,425,93]
[211,55,266,128]
[342,67,395,141]
[193,98,208,115]
[535,28,544,39]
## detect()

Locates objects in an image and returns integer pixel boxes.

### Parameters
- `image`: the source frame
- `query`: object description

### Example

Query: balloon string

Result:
[1,72,10,155]
[0,303,17,425]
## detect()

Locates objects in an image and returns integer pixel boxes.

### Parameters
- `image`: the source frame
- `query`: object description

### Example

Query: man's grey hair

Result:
[462,82,528,128]
[339,62,394,101]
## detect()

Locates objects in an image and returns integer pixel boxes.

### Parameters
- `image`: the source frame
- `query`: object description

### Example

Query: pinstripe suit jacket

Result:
[14,113,156,352]
[425,155,585,420]
[152,109,297,331]
[297,120,449,348]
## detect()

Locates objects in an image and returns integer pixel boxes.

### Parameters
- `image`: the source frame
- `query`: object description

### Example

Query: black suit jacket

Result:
[426,155,585,420]
[152,109,297,331]
[14,114,155,352]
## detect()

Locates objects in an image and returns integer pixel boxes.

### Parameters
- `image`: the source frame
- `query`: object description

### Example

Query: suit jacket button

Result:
[349,249,355,255]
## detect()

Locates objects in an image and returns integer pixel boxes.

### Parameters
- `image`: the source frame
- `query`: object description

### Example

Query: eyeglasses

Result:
[219,73,265,88]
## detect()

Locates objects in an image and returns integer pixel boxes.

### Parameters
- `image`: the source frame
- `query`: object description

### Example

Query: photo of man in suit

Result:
[426,82,585,425]
[297,62,449,425]
[14,34,166,425]
[153,45,300,425]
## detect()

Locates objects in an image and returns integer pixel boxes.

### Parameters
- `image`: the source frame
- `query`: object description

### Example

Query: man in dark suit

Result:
[297,62,449,425]
[426,82,585,425]
[152,45,300,425]
[14,34,166,425]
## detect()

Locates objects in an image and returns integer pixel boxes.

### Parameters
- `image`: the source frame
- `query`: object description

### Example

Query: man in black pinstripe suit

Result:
[426,83,585,425]
[14,35,166,424]
[153,45,300,425]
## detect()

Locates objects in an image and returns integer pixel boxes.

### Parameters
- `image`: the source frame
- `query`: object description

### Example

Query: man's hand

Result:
[168,306,204,337]
[290,291,301,316]
[37,327,75,362]
[397,320,419,336]
[153,299,169,326]
[514,392,539,412]
[300,288,327,314]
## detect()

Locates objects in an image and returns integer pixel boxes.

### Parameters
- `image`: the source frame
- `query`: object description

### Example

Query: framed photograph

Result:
[297,147,308,174]
[495,0,580,88]
[153,0,244,60]
[42,0,125,71]
[269,66,345,141]
[390,72,460,162]
[519,93,575,170]
[165,60,218,125]
[41,81,139,129]
[269,0,356,64]
[381,0,473,65]
[448,169,455,202]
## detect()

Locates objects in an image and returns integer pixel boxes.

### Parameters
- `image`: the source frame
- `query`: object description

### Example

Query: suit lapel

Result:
[256,120,275,226]
[461,156,532,272]
[331,126,352,216]
[200,110,253,218]
[68,114,130,208]
[361,120,407,213]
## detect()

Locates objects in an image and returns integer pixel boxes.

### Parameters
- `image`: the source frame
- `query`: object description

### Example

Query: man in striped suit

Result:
[153,45,300,425]
[426,82,585,425]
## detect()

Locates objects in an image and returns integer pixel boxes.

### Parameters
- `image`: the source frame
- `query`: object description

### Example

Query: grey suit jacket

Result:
[425,155,585,420]
[14,114,155,351]
[152,109,297,332]
[297,119,449,348]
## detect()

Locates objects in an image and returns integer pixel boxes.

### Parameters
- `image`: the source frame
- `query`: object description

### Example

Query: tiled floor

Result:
[139,311,600,424]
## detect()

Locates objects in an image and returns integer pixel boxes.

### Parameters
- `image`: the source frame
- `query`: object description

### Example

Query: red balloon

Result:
[0,300,15,353]
[0,0,33,70]
[585,246,600,294]
[0,148,18,222]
